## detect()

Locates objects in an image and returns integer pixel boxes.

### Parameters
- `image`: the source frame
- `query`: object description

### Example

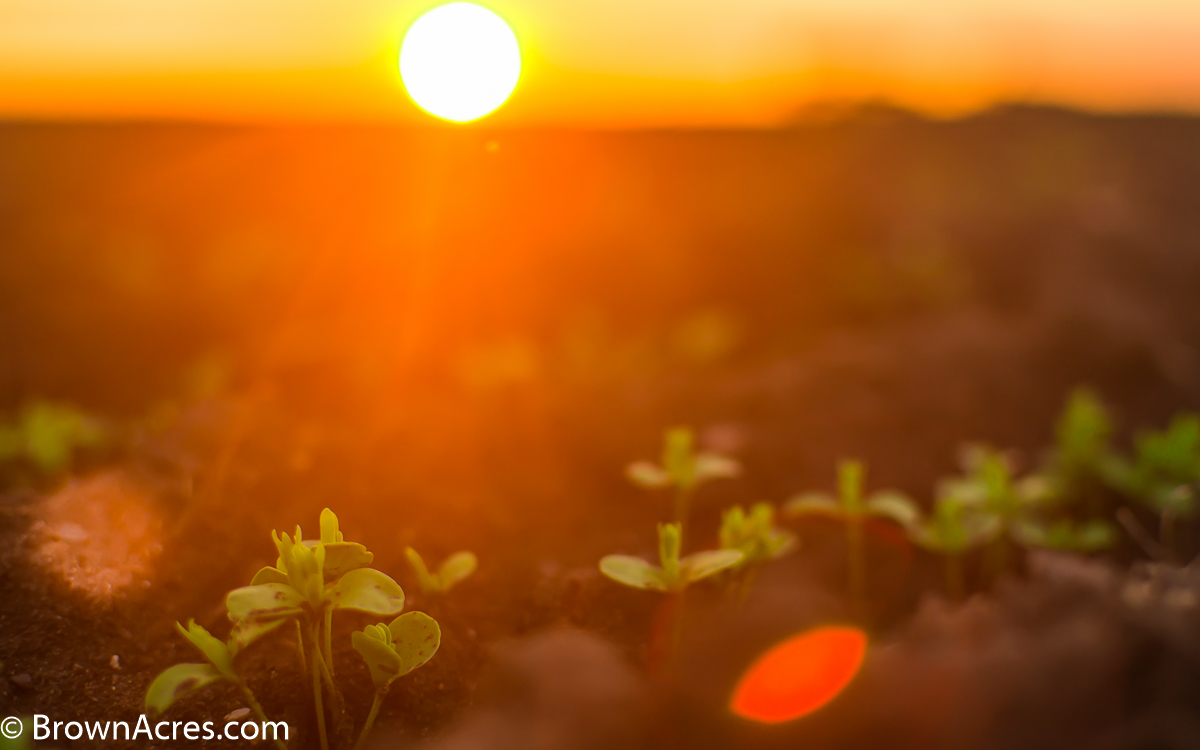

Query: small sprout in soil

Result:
[145,620,286,750]
[225,508,404,750]
[405,547,478,595]
[599,522,743,592]
[937,444,1055,576]
[719,503,797,570]
[350,611,441,750]
[0,401,106,475]
[785,460,917,609]
[905,495,999,598]
[600,522,742,668]
[1048,387,1117,508]
[626,426,740,529]
[1105,414,1200,559]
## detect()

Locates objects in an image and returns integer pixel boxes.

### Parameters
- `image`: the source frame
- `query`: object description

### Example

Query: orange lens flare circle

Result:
[730,626,868,723]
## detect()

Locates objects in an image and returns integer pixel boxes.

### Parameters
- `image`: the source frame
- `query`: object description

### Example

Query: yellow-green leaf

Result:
[388,611,441,675]
[351,630,404,689]
[599,555,666,590]
[437,552,477,592]
[144,663,224,714]
[226,583,304,622]
[328,568,405,615]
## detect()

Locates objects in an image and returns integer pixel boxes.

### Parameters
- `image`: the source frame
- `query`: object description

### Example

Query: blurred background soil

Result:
[1,104,1200,747]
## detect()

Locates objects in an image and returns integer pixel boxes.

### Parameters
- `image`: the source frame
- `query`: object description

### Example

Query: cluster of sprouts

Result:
[144,509,476,750]
[603,386,1200,622]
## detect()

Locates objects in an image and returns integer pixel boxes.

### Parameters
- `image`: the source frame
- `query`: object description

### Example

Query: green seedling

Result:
[785,460,918,609]
[937,444,1056,574]
[350,612,440,750]
[405,547,477,595]
[601,522,742,667]
[719,503,797,569]
[145,620,287,750]
[0,401,106,475]
[600,522,743,592]
[626,426,740,530]
[906,495,999,598]
[1049,388,1116,506]
[1105,414,1200,559]
[224,509,404,750]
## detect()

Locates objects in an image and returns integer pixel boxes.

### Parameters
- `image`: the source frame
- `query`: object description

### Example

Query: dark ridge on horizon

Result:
[0,100,1199,136]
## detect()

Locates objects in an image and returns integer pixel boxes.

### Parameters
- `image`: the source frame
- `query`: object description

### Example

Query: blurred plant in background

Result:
[785,460,917,611]
[1045,387,1117,510]
[405,547,478,595]
[718,502,797,602]
[601,521,742,593]
[626,426,740,532]
[903,494,996,598]
[719,503,797,571]
[0,401,107,476]
[1106,413,1200,561]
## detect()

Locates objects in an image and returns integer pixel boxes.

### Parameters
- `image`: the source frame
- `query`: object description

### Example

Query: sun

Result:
[399,3,521,123]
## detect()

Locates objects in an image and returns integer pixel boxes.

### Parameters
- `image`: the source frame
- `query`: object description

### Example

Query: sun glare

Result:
[730,626,868,724]
[399,3,521,123]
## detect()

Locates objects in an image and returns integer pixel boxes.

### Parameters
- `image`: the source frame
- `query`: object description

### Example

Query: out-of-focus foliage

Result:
[600,522,742,592]
[784,459,918,527]
[938,443,1117,554]
[405,547,477,595]
[719,503,797,569]
[626,426,740,494]
[785,459,917,606]
[938,445,1052,539]
[1051,387,1115,496]
[1106,414,1200,519]
[0,401,106,475]
[906,494,997,555]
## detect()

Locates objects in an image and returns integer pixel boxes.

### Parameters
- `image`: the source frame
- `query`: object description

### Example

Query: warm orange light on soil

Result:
[29,472,162,600]
[730,626,867,723]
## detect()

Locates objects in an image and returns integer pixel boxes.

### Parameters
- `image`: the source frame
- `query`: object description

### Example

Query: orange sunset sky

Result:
[2,0,1199,126]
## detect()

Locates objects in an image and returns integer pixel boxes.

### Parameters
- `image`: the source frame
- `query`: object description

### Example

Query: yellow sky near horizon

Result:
[2,0,1199,126]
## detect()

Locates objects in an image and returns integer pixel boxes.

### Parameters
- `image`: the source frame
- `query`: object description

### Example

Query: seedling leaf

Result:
[865,492,921,528]
[694,453,742,482]
[682,549,743,582]
[228,616,289,657]
[176,620,236,679]
[626,461,671,488]
[327,568,405,615]
[719,503,797,568]
[145,663,224,714]
[352,630,404,689]
[599,555,666,590]
[226,583,305,623]
[438,552,478,591]
[321,542,374,581]
[320,508,344,544]
[388,611,441,675]
[405,547,437,592]
[250,566,288,586]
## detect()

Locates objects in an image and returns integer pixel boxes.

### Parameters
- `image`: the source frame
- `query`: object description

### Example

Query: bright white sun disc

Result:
[400,3,521,123]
